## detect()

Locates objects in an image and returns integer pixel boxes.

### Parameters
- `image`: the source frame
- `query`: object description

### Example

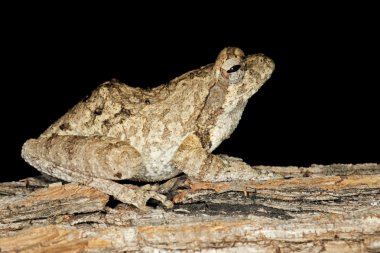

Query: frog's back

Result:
[40,81,166,139]
[40,70,212,142]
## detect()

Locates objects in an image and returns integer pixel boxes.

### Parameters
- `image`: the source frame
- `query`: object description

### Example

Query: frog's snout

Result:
[253,54,275,72]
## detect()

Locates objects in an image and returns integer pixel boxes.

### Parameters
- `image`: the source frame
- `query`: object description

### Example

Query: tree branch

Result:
[1,163,379,252]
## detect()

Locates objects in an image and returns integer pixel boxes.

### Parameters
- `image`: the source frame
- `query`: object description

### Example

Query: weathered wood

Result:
[0,182,109,224]
[0,164,379,252]
[253,163,380,178]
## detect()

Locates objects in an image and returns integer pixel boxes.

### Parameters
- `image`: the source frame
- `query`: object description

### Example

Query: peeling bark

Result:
[1,164,379,252]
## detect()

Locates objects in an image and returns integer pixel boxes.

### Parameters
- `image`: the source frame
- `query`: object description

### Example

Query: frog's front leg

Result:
[173,134,282,182]
[21,136,173,210]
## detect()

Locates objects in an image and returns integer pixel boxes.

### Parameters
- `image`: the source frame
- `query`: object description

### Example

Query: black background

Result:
[2,4,379,182]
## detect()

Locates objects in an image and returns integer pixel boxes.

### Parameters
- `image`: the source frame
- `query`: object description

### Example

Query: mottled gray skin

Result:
[22,47,276,209]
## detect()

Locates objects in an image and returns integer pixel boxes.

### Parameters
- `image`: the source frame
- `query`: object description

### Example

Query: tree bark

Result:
[0,163,379,253]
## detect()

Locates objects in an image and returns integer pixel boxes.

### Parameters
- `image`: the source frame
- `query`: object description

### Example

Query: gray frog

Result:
[22,47,276,210]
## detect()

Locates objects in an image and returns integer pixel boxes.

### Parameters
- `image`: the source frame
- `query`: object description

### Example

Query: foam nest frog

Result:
[22,47,277,210]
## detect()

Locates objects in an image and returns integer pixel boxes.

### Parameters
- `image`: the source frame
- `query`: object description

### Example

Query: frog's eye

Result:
[215,47,246,84]
[220,57,245,84]
[227,64,241,73]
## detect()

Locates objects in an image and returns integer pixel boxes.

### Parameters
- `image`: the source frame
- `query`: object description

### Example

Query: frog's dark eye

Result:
[220,58,245,84]
[227,64,241,73]
[216,48,246,84]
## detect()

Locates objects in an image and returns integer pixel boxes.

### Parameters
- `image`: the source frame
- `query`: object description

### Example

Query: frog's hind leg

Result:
[21,135,173,210]
[22,135,143,180]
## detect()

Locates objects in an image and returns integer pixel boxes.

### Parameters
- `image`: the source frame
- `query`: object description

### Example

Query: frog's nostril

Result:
[266,58,275,70]
[259,56,274,70]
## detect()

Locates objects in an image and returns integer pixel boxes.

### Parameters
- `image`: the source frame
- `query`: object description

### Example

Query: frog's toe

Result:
[145,191,174,209]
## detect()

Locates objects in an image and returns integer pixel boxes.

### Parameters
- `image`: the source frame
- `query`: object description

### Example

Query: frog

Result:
[21,47,276,210]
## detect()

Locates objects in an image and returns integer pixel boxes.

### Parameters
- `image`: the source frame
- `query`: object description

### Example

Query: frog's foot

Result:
[83,178,174,210]
[140,183,160,191]
[134,189,174,210]
[110,183,173,210]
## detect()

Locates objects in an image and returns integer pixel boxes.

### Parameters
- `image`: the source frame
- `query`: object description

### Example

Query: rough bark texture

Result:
[1,163,379,253]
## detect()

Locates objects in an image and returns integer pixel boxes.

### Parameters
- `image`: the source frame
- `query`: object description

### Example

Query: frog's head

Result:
[214,47,274,97]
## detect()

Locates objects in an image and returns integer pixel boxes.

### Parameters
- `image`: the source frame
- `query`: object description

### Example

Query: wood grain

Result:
[1,164,379,252]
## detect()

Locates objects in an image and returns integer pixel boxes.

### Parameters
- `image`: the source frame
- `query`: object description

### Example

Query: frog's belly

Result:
[130,145,182,182]
[125,120,188,182]
[131,163,181,182]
